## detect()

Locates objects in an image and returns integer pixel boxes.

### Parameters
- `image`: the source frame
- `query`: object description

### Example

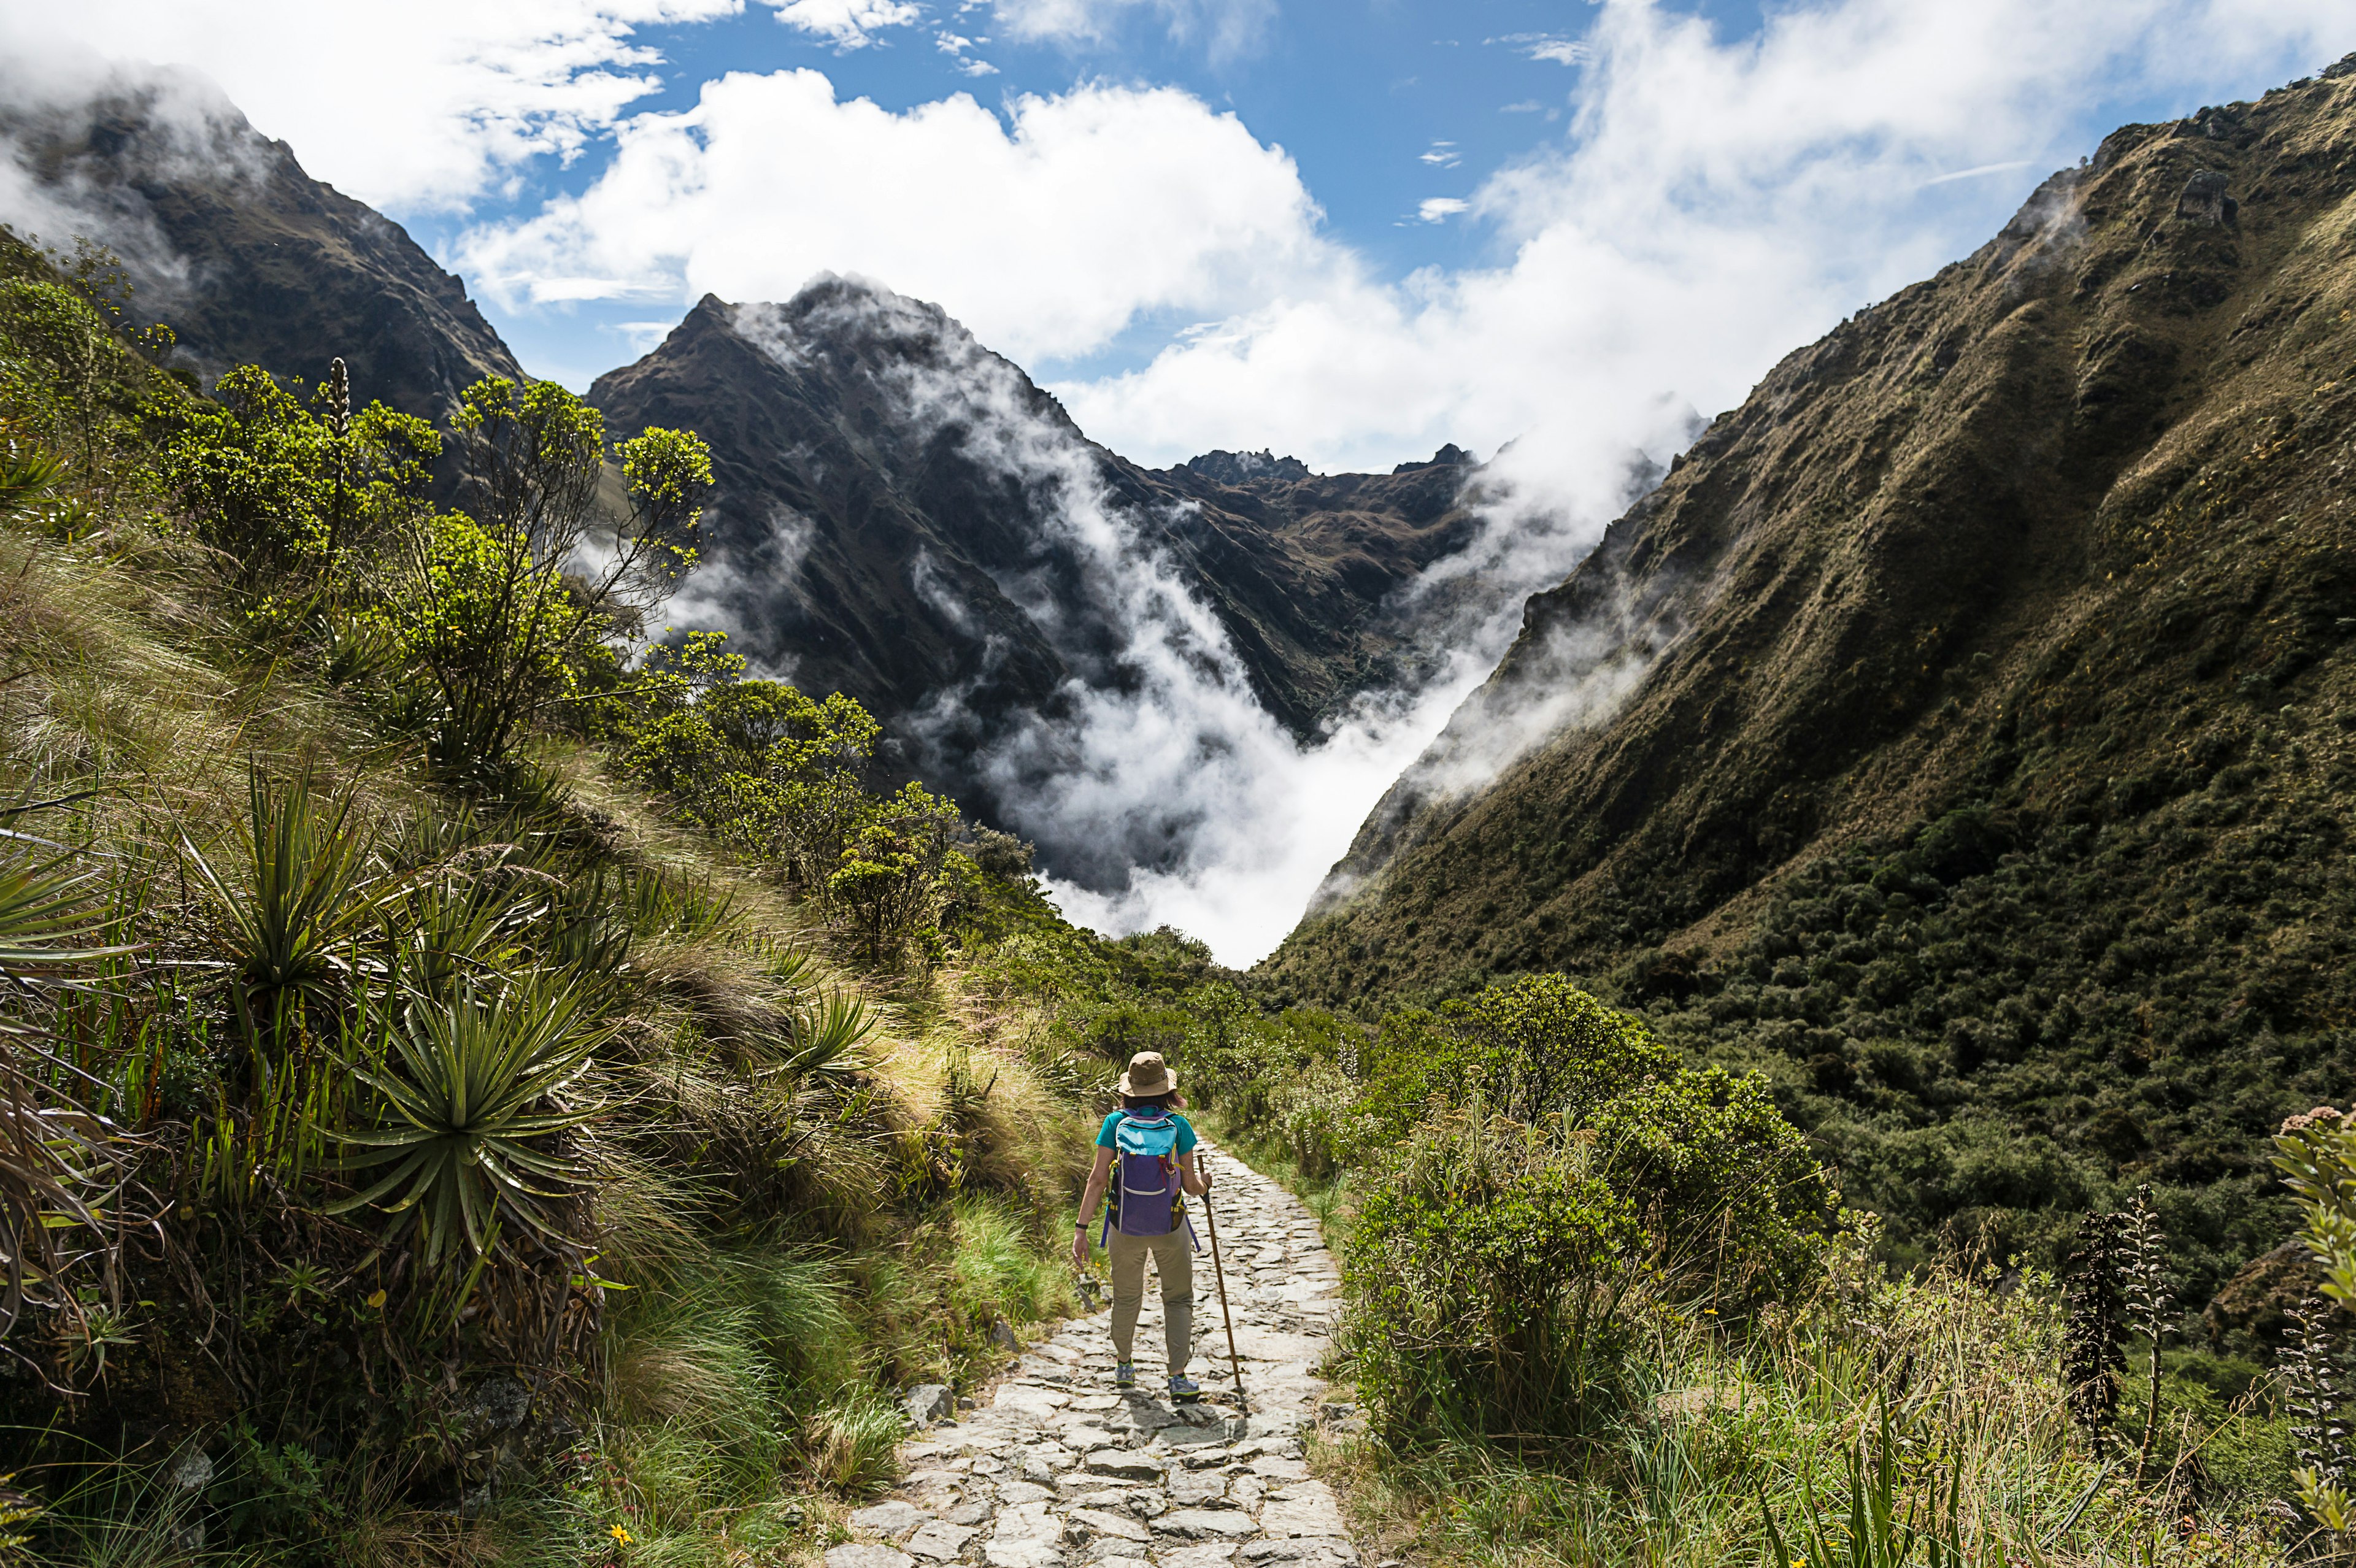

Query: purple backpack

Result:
[1106,1110,1190,1241]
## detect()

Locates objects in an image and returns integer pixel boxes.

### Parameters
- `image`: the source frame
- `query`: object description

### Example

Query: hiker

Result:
[1071,1051,1211,1399]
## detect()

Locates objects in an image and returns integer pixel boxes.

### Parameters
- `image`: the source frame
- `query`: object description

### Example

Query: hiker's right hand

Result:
[1070,1225,1088,1271]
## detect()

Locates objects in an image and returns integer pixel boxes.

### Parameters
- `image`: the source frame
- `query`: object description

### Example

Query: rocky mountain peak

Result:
[1392,443,1472,474]
[1179,449,1314,485]
[0,67,520,422]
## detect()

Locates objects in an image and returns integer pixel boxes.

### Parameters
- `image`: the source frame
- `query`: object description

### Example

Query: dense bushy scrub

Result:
[613,630,974,966]
[1344,1112,1644,1444]
[1331,977,1834,1443]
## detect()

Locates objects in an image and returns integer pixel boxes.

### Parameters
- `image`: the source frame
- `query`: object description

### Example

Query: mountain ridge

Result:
[0,67,523,421]
[1262,61,2356,1279]
[588,280,1491,885]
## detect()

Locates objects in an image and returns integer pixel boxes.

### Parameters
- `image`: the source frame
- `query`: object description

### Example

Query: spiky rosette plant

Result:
[327,976,608,1278]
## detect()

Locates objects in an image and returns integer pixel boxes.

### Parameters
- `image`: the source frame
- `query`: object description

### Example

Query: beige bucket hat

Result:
[1117,1051,1177,1097]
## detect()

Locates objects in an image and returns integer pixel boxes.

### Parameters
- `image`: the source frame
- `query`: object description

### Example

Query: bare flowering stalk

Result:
[323,356,351,571]
[2062,1209,2125,1458]
[2284,1289,2351,1483]
[2119,1185,2173,1480]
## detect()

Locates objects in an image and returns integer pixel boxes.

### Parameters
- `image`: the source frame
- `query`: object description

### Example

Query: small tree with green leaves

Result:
[153,363,437,594]
[622,629,885,882]
[829,782,963,966]
[2275,1107,2356,1531]
[0,250,171,502]
[391,378,712,778]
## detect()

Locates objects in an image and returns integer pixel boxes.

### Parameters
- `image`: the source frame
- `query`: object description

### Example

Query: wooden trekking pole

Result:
[1201,1162,1247,1413]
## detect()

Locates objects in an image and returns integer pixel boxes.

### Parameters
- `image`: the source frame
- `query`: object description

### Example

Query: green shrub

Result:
[1590,1064,1833,1301]
[1337,977,1834,1446]
[1345,1109,1643,1445]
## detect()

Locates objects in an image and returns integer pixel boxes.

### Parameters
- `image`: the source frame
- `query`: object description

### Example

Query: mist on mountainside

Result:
[589,278,1685,962]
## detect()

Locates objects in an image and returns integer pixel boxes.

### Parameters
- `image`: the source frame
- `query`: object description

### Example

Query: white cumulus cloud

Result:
[455,70,1341,363]
[769,0,923,48]
[1058,0,2353,486]
[0,0,737,213]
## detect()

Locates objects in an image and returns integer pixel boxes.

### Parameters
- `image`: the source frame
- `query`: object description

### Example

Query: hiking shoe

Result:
[1114,1362,1136,1389]
[1169,1375,1201,1403]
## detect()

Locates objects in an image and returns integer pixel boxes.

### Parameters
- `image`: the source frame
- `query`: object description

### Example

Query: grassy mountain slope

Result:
[1266,63,2356,1287]
[0,226,1111,1564]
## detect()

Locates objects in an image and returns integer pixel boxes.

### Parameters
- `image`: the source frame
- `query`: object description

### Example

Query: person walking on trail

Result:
[1071,1051,1211,1400]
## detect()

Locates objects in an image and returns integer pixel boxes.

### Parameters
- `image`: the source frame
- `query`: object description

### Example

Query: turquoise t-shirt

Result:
[1098,1110,1197,1155]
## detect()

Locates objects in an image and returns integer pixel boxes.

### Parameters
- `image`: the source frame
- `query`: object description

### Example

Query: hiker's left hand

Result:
[1069,1226,1088,1271]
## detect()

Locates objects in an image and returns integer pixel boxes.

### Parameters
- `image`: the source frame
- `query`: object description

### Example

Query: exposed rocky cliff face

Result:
[1267,63,2356,1286]
[589,280,1482,870]
[0,69,522,420]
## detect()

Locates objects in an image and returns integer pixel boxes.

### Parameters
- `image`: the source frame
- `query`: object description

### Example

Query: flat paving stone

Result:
[1071,1507,1154,1543]
[852,1501,933,1540]
[829,1548,915,1568]
[1257,1486,1346,1539]
[1154,1547,1240,1568]
[1153,1510,1261,1540]
[907,1521,979,1561]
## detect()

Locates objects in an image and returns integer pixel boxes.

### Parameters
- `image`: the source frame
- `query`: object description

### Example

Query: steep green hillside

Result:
[0,226,1118,1564]
[1267,65,2356,1286]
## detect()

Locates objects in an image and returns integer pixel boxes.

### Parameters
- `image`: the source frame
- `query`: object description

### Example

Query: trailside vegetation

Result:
[939,873,2325,1566]
[0,227,1096,1564]
[6,188,2352,1566]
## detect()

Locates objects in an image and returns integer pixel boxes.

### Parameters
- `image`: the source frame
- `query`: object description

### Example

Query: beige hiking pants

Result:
[1106,1226,1194,1374]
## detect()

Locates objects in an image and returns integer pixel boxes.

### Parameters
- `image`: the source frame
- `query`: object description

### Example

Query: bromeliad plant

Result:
[327,975,609,1283]
[185,763,403,1201]
[187,763,388,1037]
[1760,1398,1968,1568]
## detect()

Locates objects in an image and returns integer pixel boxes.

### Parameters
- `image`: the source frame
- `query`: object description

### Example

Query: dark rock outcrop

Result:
[0,68,522,421]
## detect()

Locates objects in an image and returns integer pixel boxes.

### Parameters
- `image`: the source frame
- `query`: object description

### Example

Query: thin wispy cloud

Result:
[934,30,1001,74]
[1492,31,1590,66]
[1922,158,2037,185]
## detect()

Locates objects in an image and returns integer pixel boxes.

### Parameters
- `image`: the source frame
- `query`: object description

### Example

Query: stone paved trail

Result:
[827,1140,1360,1568]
